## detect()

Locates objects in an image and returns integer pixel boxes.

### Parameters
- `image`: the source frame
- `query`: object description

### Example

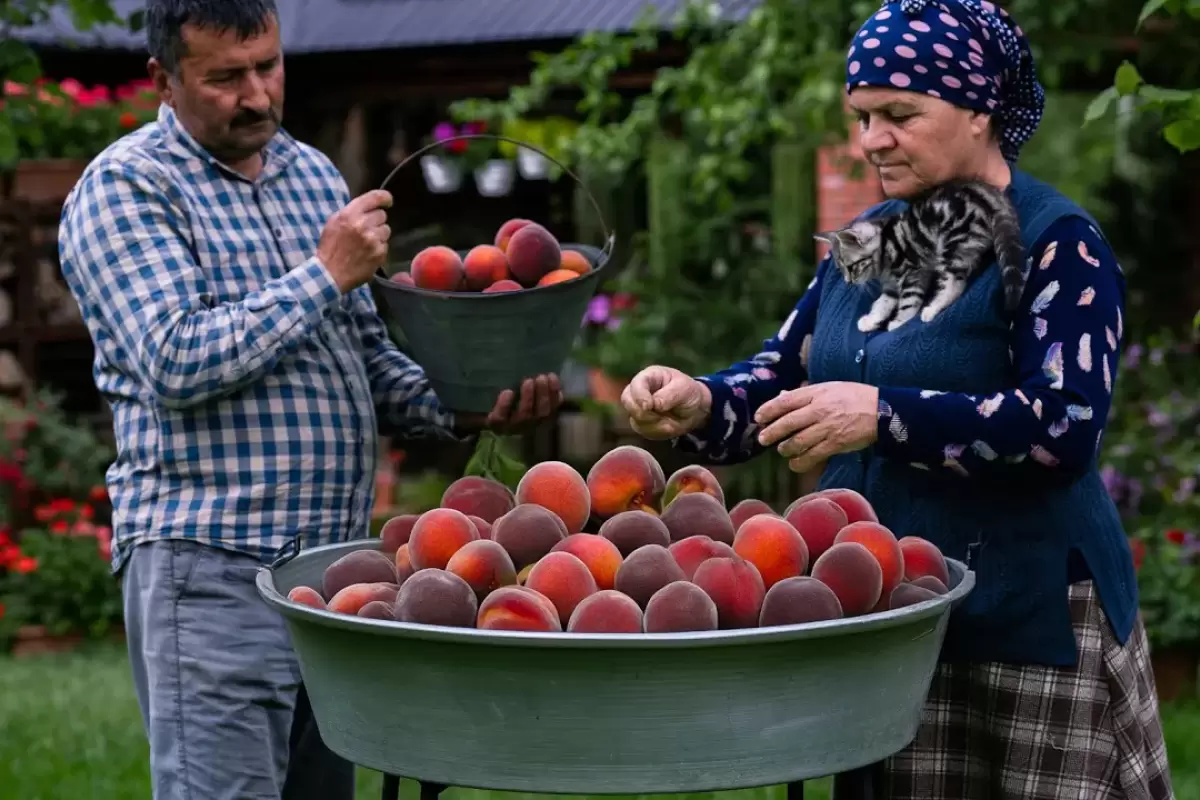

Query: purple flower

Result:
[1125,344,1143,370]
[586,295,611,325]
[1150,348,1165,366]
[1174,476,1196,504]
[433,122,456,141]
[1146,405,1171,429]
[1101,464,1124,497]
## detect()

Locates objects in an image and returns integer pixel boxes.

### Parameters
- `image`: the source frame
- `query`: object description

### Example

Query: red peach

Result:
[834,521,905,598]
[784,496,848,563]
[898,536,951,587]
[411,245,465,291]
[733,514,810,590]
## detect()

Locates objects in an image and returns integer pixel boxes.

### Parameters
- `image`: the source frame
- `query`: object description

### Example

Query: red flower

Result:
[58,78,84,98]
[89,485,108,503]
[119,111,138,128]
[0,460,24,485]
[49,520,69,535]
[80,504,94,521]
[13,556,37,574]
[1165,529,1187,544]
[1129,537,1146,571]
[0,544,18,568]
[0,603,5,620]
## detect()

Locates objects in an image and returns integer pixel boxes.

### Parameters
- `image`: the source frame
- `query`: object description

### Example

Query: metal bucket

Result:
[257,539,975,795]
[371,134,617,414]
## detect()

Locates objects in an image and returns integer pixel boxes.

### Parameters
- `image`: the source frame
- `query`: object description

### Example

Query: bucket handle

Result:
[375,133,616,276]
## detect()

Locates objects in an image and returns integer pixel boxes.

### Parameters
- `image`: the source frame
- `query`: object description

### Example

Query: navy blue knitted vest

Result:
[807,170,1138,667]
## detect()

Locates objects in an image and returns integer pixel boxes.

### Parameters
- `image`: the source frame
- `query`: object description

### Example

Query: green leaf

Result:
[1084,87,1118,124]
[1163,119,1200,152]
[1137,0,1172,28]
[1115,61,1144,97]
[0,120,17,168]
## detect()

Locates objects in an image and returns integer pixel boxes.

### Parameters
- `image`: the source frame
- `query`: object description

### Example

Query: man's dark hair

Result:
[146,0,277,74]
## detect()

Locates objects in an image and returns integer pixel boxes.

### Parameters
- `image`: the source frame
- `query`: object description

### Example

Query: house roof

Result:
[19,0,755,54]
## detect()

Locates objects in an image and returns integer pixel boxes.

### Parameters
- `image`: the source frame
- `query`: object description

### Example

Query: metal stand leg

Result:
[787,780,804,800]
[831,762,881,800]
[381,777,446,800]
[421,781,447,800]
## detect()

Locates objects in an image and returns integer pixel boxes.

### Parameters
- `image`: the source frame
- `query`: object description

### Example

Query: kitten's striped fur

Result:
[818,179,1025,333]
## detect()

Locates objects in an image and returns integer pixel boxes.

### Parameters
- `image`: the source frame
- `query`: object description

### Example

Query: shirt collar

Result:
[158,103,300,183]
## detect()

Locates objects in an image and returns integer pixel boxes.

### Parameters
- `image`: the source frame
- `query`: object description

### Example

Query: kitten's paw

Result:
[886,317,907,331]
[919,307,941,323]
[857,315,881,332]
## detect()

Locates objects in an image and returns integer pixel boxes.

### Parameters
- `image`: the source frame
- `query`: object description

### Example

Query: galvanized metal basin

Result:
[257,539,974,795]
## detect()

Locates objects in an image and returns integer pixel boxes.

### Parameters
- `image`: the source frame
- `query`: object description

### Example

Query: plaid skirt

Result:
[880,580,1174,800]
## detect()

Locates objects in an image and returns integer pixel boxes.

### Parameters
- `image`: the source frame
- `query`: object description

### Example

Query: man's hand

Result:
[456,374,563,435]
[318,190,394,293]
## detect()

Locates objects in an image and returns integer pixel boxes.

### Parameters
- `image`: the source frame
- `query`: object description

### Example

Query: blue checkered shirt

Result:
[59,104,458,574]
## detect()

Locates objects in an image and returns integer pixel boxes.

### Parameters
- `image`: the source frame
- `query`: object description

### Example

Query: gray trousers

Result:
[122,540,356,800]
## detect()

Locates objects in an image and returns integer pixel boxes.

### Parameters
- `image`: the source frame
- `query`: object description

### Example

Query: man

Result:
[57,2,561,798]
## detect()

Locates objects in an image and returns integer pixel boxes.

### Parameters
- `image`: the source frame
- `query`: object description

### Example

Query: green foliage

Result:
[0,525,121,640]
[1,77,158,169]
[1101,327,1200,647]
[453,0,872,383]
[1085,0,1200,153]
[462,431,527,490]
[0,389,113,523]
[0,0,137,164]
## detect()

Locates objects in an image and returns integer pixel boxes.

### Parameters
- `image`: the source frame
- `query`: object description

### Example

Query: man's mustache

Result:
[232,108,278,128]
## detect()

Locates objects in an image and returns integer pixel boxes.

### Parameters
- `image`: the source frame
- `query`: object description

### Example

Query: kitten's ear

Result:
[813,230,839,245]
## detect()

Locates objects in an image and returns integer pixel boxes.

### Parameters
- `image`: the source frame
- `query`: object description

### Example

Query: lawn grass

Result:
[0,642,1194,800]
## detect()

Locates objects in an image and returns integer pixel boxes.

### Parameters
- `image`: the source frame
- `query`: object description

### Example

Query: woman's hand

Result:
[754,381,879,472]
[620,366,713,440]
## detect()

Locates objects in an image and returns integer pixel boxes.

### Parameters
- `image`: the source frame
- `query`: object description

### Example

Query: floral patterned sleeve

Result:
[874,216,1124,476]
[672,258,830,465]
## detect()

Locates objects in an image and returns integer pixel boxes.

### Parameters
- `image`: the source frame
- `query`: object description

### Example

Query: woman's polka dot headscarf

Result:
[845,0,1045,162]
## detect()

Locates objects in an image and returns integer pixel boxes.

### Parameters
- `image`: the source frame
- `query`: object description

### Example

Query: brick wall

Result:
[814,116,883,261]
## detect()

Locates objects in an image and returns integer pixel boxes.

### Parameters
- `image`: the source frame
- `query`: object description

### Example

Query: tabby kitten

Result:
[816,179,1026,333]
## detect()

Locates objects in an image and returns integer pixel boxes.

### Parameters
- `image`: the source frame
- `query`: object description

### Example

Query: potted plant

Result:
[467,133,515,198]
[420,121,469,193]
[419,120,509,195]
[1,77,158,203]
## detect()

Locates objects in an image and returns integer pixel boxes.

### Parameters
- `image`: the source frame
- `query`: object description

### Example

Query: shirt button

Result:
[855,349,865,363]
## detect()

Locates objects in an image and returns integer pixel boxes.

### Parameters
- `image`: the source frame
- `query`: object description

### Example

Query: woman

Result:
[620,0,1174,796]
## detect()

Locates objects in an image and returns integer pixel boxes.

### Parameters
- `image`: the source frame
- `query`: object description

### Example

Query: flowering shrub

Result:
[0,499,118,642]
[1101,326,1200,649]
[0,390,118,646]
[0,77,158,168]
[0,389,114,525]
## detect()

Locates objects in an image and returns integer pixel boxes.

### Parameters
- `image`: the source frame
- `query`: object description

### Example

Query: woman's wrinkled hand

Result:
[754,381,880,472]
[620,365,713,440]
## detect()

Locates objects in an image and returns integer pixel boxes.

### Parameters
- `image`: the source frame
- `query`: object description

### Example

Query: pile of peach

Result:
[286,446,954,634]
[394,218,592,294]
